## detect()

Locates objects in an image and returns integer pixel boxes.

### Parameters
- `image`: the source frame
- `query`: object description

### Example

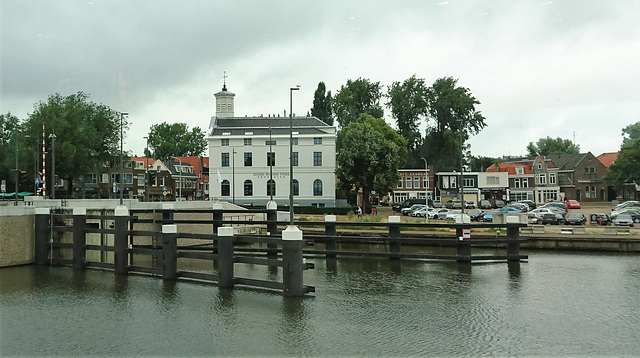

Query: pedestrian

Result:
[357,206,362,219]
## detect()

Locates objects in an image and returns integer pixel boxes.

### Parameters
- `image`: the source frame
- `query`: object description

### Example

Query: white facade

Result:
[207,85,337,207]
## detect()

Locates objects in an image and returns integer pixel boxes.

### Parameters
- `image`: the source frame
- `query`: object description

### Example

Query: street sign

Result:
[1,180,5,193]
[462,228,471,240]
[163,186,167,192]
[35,178,41,185]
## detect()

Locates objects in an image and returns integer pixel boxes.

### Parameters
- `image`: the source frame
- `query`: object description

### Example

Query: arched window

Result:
[313,179,323,196]
[293,179,299,196]
[244,180,253,196]
[267,179,276,196]
[221,180,230,196]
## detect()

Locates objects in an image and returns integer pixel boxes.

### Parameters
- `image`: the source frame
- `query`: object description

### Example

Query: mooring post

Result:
[282,225,305,296]
[72,207,87,269]
[325,215,337,257]
[266,201,279,258]
[217,226,235,287]
[212,202,223,234]
[114,205,129,274]
[388,216,401,259]
[35,207,50,265]
[455,214,472,262]
[505,216,521,261]
[162,224,178,280]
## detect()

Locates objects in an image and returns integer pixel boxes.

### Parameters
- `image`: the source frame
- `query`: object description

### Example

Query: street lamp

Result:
[49,133,56,200]
[172,156,182,201]
[144,136,149,202]
[119,112,128,205]
[25,135,38,195]
[232,149,236,205]
[14,131,18,206]
[459,119,465,215]
[289,85,300,225]
[269,126,273,201]
[421,157,428,223]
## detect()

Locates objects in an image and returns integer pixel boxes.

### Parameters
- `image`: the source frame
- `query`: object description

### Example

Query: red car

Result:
[566,200,581,209]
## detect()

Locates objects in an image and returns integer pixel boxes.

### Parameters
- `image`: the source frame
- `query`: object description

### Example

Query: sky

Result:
[2,0,639,160]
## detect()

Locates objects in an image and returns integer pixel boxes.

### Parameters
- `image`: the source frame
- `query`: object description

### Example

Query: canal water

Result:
[1,252,639,357]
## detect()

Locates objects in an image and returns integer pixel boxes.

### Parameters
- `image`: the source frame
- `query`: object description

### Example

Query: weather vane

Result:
[222,71,228,91]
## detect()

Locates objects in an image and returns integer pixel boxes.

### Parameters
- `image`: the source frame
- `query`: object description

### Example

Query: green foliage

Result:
[386,75,429,153]
[0,113,21,189]
[336,114,407,213]
[333,78,384,128]
[605,122,640,191]
[526,136,580,157]
[311,82,333,126]
[147,122,207,160]
[22,92,125,195]
[621,121,640,149]
[469,155,502,172]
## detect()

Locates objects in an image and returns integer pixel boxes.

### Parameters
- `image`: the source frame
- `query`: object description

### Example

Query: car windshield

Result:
[568,214,582,219]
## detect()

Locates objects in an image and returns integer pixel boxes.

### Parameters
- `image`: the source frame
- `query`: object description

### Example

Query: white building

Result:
[207,84,337,207]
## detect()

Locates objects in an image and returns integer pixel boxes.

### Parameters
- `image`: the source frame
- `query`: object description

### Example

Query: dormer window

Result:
[516,167,524,175]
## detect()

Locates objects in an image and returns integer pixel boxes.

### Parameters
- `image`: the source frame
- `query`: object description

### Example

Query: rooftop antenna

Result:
[222,71,228,91]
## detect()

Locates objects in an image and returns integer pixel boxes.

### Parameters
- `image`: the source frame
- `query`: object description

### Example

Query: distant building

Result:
[207,83,337,207]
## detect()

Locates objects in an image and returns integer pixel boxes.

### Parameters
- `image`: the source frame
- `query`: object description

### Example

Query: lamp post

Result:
[172,157,182,201]
[421,157,428,223]
[269,126,273,201]
[14,131,18,206]
[144,136,149,202]
[49,133,56,200]
[119,112,128,205]
[289,85,300,225]
[459,120,465,215]
[232,149,236,204]
[25,135,37,195]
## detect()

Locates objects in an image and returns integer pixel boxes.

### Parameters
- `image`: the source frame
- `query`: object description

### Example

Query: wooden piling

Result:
[72,208,87,269]
[114,205,129,274]
[34,208,50,265]
[217,227,234,287]
[162,224,178,280]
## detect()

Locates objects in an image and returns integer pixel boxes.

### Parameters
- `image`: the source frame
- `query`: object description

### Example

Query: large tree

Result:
[526,136,580,157]
[604,121,640,191]
[336,114,407,213]
[147,122,207,160]
[333,78,384,129]
[0,113,21,192]
[22,92,125,197]
[423,77,487,171]
[386,75,429,155]
[310,82,333,126]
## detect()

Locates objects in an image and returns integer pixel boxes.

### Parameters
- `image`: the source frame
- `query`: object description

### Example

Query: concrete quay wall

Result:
[0,207,35,267]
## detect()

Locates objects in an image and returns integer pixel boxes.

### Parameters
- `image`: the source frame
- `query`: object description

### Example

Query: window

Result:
[398,179,403,189]
[549,173,557,185]
[267,152,275,166]
[314,137,322,145]
[244,152,252,167]
[586,185,597,198]
[463,178,474,187]
[537,174,547,185]
[244,180,253,196]
[100,174,109,183]
[537,163,542,170]
[291,138,298,145]
[83,174,97,184]
[137,175,145,186]
[221,139,229,146]
[292,152,298,166]
[584,167,596,174]
[514,178,521,188]
[313,179,323,196]
[423,176,428,189]
[522,178,529,188]
[244,138,252,146]
[406,177,412,189]
[267,180,276,196]
[516,167,524,175]
[414,177,420,189]
[486,176,498,185]
[221,153,229,167]
[313,152,322,166]
[221,180,230,196]
[450,177,457,188]
[265,140,276,145]
[293,179,299,196]
[123,174,133,185]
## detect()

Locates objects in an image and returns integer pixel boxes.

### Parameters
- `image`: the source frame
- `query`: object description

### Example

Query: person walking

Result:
[357,206,363,219]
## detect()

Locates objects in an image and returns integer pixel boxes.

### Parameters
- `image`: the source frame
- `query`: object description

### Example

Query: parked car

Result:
[566,200,581,209]
[464,200,476,209]
[541,203,567,215]
[505,203,528,212]
[392,198,427,213]
[589,213,611,226]
[445,210,462,221]
[612,200,640,213]
[412,207,435,218]
[429,208,450,220]
[541,213,561,225]
[516,200,536,210]
[610,209,640,223]
[445,199,462,209]
[565,213,587,225]
[479,200,492,209]
[466,209,484,222]
[401,204,425,216]
[483,210,500,222]
[432,200,442,208]
[494,200,506,208]
[613,214,634,227]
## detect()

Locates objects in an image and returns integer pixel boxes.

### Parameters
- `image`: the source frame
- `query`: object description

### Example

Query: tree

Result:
[336,114,407,213]
[386,75,429,154]
[310,82,333,125]
[469,155,502,172]
[22,92,125,197]
[621,122,640,149]
[147,122,207,160]
[333,78,384,129]
[423,77,487,171]
[526,136,580,157]
[604,121,640,191]
[0,113,21,191]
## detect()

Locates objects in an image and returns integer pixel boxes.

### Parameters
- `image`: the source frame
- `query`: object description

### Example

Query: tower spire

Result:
[222,71,228,91]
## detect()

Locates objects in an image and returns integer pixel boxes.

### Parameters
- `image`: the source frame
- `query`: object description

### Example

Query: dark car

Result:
[445,199,462,209]
[517,200,536,210]
[589,213,611,226]
[466,209,484,222]
[541,213,561,225]
[565,213,586,225]
[392,198,428,213]
[494,200,506,208]
[610,209,640,223]
[479,200,492,209]
[464,200,476,209]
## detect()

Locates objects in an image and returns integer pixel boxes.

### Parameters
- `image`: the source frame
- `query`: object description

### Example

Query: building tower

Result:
[214,76,235,119]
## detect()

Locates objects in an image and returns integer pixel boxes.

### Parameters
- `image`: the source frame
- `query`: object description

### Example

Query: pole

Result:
[172,157,182,201]
[14,131,18,206]
[269,126,273,201]
[421,157,428,223]
[49,133,56,199]
[289,86,299,225]
[42,122,46,198]
[459,119,465,215]
[232,149,236,204]
[119,112,128,205]
[144,136,149,202]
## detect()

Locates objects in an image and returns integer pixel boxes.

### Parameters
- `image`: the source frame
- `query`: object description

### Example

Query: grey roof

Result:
[546,153,588,170]
[210,116,335,136]
[165,161,197,178]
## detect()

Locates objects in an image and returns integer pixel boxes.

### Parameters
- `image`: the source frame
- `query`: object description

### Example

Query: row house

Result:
[547,152,609,202]
[392,166,433,204]
[487,157,561,204]
[434,171,508,205]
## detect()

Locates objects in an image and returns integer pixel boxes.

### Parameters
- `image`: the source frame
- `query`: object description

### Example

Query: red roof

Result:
[486,162,534,175]
[597,152,618,168]
[171,156,210,182]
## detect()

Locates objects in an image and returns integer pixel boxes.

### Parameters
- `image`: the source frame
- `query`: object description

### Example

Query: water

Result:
[1,252,639,357]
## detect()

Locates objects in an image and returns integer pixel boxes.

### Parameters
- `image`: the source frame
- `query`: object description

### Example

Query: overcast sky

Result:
[2,0,639,160]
